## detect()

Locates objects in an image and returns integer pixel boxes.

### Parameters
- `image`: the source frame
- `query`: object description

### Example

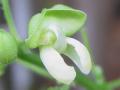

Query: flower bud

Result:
[0,29,18,64]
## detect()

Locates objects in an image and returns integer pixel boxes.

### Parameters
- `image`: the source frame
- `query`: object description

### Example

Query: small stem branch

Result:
[17,46,54,81]
[108,79,120,89]
[1,0,20,41]
[18,58,51,79]
[80,29,96,74]
[80,29,94,62]
[17,43,51,79]
[80,28,107,89]
[75,71,100,90]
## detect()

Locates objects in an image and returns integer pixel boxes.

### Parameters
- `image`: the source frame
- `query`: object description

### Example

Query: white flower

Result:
[40,47,76,85]
[39,24,92,84]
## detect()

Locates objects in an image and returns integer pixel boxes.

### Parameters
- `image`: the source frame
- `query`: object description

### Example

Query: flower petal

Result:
[40,47,76,84]
[46,23,67,52]
[63,37,92,74]
[43,4,87,36]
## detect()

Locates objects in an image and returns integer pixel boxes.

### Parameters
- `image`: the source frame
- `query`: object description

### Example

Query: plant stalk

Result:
[1,0,20,42]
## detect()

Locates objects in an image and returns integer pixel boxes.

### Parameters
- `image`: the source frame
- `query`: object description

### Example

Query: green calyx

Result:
[0,29,18,64]
[26,23,57,48]
[26,4,87,49]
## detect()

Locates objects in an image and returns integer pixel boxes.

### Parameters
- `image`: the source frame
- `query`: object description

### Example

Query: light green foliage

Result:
[0,29,17,64]
[26,4,86,48]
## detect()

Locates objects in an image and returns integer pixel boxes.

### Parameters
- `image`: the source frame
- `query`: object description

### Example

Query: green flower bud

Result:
[0,29,18,64]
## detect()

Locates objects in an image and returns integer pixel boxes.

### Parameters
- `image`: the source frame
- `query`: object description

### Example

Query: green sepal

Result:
[0,29,18,64]
[26,4,87,48]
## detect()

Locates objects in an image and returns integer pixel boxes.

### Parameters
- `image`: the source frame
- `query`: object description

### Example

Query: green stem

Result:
[80,29,94,63]
[80,29,107,89]
[17,43,51,79]
[1,0,20,42]
[75,71,100,90]
[108,79,120,89]
[80,29,96,73]
[18,58,51,79]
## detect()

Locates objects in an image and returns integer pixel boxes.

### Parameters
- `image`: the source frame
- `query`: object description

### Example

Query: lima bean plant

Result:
[0,0,120,90]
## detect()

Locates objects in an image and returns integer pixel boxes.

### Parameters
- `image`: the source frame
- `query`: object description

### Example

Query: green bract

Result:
[0,29,17,64]
[26,4,87,48]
